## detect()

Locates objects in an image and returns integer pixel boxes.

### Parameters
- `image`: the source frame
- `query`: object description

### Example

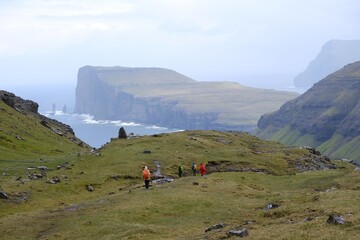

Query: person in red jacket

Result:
[143,166,151,189]
[199,163,206,176]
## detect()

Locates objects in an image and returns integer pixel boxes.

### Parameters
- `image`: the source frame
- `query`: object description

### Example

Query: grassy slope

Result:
[0,101,86,159]
[257,124,360,162]
[319,134,360,161]
[1,131,360,239]
[0,101,88,176]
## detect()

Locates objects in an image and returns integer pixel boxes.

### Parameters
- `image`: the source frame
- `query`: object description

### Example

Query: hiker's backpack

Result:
[193,164,197,171]
[143,170,150,179]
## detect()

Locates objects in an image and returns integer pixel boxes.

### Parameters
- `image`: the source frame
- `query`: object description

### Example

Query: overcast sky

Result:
[1,0,359,87]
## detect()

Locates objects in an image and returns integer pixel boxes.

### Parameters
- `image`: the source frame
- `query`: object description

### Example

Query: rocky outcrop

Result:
[0,91,38,113]
[74,66,298,131]
[256,61,360,161]
[294,39,360,88]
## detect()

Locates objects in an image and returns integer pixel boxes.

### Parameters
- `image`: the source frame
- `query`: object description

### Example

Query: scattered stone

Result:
[205,223,227,232]
[341,158,356,165]
[28,172,46,180]
[13,191,29,203]
[56,162,70,170]
[327,215,346,225]
[15,176,22,181]
[0,191,9,199]
[355,167,360,171]
[264,203,279,210]
[192,182,199,185]
[37,166,51,171]
[227,228,248,237]
[325,187,337,192]
[304,217,315,222]
[40,119,51,128]
[52,128,65,136]
[47,176,61,184]
[152,177,174,184]
[143,150,152,154]
[243,220,255,225]
[16,135,24,140]
[111,175,120,180]
[61,175,69,180]
[86,185,95,192]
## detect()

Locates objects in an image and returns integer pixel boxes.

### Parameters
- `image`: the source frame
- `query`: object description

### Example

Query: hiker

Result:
[143,166,151,189]
[199,162,206,176]
[178,165,184,178]
[191,162,197,176]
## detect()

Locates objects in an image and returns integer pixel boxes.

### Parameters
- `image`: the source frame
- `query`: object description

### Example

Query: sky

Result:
[0,0,359,90]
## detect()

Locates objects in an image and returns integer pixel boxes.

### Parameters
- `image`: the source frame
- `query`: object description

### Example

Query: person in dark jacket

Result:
[191,162,197,176]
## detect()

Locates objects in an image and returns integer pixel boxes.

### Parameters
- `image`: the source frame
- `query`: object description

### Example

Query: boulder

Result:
[227,228,248,237]
[264,203,279,210]
[47,176,61,184]
[28,172,46,180]
[205,223,227,232]
[86,185,95,192]
[37,166,51,171]
[0,191,9,199]
[327,215,346,225]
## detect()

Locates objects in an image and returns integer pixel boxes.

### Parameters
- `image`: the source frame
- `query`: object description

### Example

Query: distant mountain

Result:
[0,90,88,160]
[74,66,298,131]
[256,61,360,161]
[294,40,360,88]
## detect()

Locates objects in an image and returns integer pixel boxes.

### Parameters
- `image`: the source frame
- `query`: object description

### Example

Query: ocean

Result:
[42,111,181,148]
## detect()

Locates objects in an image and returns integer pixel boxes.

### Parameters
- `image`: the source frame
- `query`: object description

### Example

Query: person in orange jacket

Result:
[143,166,151,189]
[199,163,206,176]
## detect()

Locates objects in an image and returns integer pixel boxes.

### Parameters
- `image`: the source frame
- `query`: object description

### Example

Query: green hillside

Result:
[1,130,359,239]
[0,92,89,179]
[0,101,86,159]
[256,61,360,162]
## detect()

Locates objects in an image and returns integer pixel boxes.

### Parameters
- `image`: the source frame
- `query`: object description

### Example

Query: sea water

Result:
[42,111,181,148]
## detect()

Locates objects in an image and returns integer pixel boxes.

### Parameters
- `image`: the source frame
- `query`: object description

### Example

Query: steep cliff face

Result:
[74,66,298,131]
[257,61,360,161]
[294,40,360,88]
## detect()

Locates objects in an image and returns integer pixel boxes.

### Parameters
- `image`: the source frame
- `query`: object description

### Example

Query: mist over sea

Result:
[43,111,181,148]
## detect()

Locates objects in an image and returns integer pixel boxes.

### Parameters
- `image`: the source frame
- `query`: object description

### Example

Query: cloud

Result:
[159,19,202,34]
[0,0,359,85]
[0,0,135,55]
